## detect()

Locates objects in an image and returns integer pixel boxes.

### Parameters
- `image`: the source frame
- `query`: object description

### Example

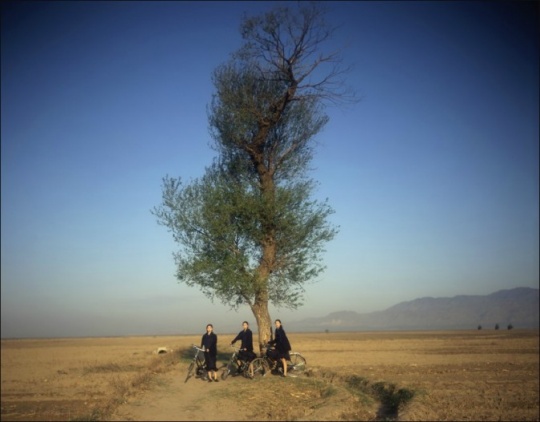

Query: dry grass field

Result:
[1,330,538,421]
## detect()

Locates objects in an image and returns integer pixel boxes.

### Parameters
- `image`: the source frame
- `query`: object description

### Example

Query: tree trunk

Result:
[248,131,277,356]
[251,299,272,356]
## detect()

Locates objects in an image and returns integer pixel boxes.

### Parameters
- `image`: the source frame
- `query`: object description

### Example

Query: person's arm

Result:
[231,331,241,345]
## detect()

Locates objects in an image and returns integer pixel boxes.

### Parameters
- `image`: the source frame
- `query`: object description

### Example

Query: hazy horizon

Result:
[1,286,537,339]
[2,2,538,339]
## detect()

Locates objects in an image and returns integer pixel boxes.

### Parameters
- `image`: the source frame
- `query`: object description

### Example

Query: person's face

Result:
[275,320,281,329]
[242,322,248,330]
[206,325,213,333]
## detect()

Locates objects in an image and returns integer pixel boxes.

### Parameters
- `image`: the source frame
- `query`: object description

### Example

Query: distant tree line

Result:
[477,323,514,330]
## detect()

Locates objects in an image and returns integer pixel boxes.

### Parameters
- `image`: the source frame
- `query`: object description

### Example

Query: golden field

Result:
[1,330,538,421]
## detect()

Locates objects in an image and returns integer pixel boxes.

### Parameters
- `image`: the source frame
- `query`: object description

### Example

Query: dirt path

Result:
[110,363,379,422]
[110,369,247,421]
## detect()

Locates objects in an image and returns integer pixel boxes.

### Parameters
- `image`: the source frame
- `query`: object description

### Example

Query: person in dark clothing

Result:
[268,319,291,377]
[201,324,218,382]
[231,321,256,369]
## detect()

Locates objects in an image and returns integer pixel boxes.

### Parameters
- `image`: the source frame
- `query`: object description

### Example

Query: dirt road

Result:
[111,369,246,421]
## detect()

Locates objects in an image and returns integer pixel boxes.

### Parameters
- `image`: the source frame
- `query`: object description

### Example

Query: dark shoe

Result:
[208,378,213,383]
[213,378,219,382]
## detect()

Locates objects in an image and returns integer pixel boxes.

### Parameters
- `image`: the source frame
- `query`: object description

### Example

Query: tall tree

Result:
[153,3,353,352]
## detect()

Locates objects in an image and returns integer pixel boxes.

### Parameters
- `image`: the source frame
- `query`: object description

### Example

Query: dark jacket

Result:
[201,332,217,357]
[271,326,291,353]
[232,328,254,352]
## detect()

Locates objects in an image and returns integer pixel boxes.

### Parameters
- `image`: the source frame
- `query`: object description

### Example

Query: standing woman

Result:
[270,319,292,377]
[201,324,218,382]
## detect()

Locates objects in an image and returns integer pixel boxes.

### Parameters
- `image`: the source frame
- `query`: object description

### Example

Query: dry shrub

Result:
[81,363,140,375]
[81,363,122,375]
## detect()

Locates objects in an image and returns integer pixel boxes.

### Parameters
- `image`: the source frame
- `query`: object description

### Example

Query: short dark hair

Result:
[275,319,282,324]
[206,324,213,329]
[243,321,249,325]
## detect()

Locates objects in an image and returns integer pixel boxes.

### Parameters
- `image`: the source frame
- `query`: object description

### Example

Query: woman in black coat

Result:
[231,321,256,366]
[201,324,218,382]
[269,319,291,377]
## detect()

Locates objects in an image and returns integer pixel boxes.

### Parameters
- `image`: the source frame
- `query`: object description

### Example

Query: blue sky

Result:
[1,1,538,338]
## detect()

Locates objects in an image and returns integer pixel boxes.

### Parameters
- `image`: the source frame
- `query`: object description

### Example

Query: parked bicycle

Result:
[221,345,261,380]
[250,343,307,377]
[185,344,207,383]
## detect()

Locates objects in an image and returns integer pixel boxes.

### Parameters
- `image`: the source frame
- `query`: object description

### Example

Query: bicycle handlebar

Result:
[191,344,206,352]
[230,345,250,352]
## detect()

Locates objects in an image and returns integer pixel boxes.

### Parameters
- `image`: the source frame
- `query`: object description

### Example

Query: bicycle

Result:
[221,345,260,380]
[250,343,307,377]
[185,344,207,383]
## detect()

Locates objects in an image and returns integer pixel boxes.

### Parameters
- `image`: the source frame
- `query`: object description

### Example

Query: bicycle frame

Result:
[222,345,251,380]
[185,344,207,383]
[256,343,306,376]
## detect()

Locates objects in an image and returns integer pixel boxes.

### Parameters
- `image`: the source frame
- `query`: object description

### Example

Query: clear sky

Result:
[1,1,538,338]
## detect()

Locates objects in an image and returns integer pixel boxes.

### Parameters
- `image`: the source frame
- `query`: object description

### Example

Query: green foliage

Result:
[153,3,348,318]
[209,63,328,182]
[153,163,337,309]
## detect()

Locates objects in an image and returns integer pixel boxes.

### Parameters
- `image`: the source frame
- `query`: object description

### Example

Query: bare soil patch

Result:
[2,330,538,421]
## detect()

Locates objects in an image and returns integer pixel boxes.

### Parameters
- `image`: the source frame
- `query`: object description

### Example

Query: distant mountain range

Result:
[289,287,539,331]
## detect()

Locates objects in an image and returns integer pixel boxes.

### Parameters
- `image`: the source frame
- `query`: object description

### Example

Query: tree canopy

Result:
[153,2,353,349]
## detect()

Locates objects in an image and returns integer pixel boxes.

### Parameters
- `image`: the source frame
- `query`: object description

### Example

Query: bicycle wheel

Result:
[222,361,237,380]
[185,361,195,383]
[250,358,269,378]
[288,353,306,374]
[195,356,206,379]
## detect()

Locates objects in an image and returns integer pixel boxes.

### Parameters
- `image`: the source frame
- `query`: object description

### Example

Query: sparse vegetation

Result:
[82,363,140,375]
[70,349,182,421]
[2,331,538,421]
